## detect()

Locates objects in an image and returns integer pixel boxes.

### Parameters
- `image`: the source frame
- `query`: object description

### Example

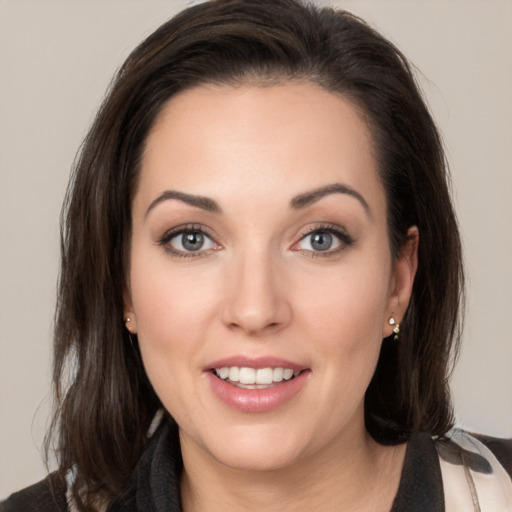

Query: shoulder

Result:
[1,473,68,512]
[436,429,512,478]
[471,432,512,477]
[435,429,512,510]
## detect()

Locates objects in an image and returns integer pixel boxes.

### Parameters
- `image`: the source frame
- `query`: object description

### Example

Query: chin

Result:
[193,422,313,473]
[212,444,303,473]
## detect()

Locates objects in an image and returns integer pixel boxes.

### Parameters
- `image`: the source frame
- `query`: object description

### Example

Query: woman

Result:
[2,0,511,510]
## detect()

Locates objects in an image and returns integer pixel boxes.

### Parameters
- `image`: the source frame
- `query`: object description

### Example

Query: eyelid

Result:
[158,223,221,258]
[291,223,355,255]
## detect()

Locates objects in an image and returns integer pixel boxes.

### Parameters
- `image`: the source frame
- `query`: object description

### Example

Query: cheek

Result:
[128,264,214,422]
[293,253,392,400]
[127,247,216,393]
[130,248,218,340]
[304,284,386,383]
[296,256,391,346]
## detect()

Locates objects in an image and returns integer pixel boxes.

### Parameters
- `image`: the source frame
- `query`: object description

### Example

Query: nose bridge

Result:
[222,243,290,335]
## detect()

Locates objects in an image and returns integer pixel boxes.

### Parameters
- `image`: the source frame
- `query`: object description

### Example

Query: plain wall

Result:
[1,0,511,498]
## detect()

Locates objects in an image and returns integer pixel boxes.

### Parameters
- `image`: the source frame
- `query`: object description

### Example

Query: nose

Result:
[221,248,292,336]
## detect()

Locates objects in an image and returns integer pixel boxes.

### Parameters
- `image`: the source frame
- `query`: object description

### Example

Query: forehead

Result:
[137,82,385,216]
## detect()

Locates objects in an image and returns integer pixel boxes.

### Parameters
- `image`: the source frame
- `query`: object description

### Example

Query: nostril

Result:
[226,320,281,333]
[221,291,292,335]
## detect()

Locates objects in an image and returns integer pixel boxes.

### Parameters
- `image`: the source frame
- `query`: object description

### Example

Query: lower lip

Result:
[205,371,310,413]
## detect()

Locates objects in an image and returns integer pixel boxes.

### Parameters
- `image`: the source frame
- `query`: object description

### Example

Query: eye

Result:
[298,230,340,252]
[160,226,220,257]
[303,231,336,251]
[292,225,354,255]
[169,230,217,253]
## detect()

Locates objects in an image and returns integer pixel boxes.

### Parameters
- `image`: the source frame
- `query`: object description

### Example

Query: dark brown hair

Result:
[47,0,464,509]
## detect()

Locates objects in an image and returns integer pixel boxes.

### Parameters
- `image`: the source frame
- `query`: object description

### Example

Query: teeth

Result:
[283,368,294,380]
[239,367,255,384]
[273,367,284,382]
[217,367,229,379]
[256,368,273,385]
[228,367,239,382]
[214,366,301,385]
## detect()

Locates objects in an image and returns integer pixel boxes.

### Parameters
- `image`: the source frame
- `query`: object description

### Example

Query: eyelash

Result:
[158,224,220,259]
[293,223,355,257]
[157,223,355,259]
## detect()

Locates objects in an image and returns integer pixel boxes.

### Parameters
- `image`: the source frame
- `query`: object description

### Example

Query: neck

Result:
[179,423,406,512]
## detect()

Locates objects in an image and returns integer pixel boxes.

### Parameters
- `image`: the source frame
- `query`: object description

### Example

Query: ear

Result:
[123,288,138,334]
[383,226,419,337]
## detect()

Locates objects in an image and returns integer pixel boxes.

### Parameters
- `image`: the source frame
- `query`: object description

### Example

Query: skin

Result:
[125,82,418,511]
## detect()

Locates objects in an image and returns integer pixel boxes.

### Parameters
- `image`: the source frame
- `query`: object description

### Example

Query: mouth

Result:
[212,366,303,389]
[205,357,310,412]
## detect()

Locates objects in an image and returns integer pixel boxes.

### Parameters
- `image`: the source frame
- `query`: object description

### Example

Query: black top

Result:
[2,422,509,512]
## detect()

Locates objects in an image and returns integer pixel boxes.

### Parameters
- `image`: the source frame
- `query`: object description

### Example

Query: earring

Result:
[388,317,400,341]
[125,317,134,335]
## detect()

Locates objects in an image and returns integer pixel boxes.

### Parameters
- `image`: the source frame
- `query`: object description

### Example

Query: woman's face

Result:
[126,83,417,471]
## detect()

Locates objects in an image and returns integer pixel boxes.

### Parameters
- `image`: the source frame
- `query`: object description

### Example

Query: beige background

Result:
[1,0,511,498]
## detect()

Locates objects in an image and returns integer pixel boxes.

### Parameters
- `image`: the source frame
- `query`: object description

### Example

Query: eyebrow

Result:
[290,183,371,216]
[145,182,370,218]
[145,190,222,218]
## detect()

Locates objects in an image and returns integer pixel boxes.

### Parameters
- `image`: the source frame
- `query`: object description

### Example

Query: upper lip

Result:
[205,356,307,372]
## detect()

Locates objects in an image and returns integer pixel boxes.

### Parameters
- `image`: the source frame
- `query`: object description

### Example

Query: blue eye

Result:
[308,231,335,251]
[162,228,218,255]
[294,226,353,254]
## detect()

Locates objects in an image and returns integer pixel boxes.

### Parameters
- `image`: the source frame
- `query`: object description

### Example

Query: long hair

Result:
[46,0,464,509]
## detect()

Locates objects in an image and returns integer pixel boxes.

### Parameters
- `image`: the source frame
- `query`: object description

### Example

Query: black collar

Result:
[391,432,444,511]
[110,422,444,512]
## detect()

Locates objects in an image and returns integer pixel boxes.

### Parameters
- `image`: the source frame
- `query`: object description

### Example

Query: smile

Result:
[214,366,301,388]
[206,358,310,413]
